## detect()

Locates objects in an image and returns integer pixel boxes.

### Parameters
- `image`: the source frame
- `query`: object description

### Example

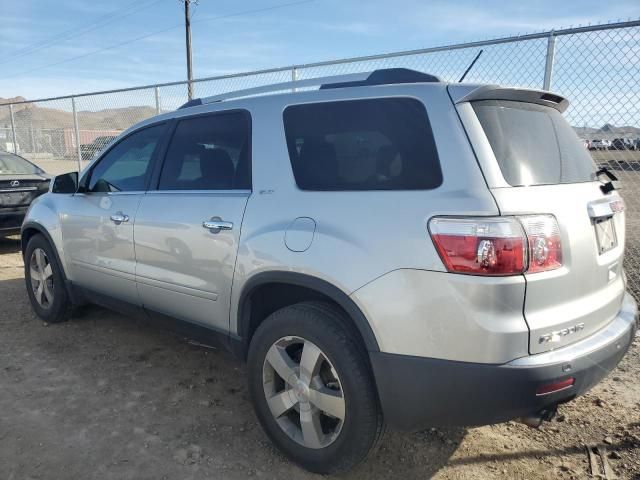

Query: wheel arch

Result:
[22,222,85,305]
[22,222,69,282]
[236,271,380,358]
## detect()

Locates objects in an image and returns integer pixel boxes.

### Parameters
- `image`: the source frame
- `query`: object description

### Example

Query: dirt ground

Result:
[1,235,639,480]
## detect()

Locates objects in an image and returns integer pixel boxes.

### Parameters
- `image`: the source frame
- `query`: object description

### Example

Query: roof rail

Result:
[320,68,440,90]
[178,68,441,109]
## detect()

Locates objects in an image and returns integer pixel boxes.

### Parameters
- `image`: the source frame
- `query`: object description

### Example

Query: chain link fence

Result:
[1,19,639,296]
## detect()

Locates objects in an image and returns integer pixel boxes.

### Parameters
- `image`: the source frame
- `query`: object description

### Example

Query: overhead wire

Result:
[5,0,318,79]
[1,0,164,65]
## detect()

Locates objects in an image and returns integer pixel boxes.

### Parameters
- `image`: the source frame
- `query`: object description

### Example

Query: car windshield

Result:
[0,153,42,175]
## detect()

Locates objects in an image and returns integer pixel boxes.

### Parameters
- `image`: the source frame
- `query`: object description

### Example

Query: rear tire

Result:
[24,234,72,323]
[247,301,384,474]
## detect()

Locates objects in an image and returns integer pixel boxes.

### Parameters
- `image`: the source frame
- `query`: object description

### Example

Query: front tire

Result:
[247,301,383,474]
[24,234,72,323]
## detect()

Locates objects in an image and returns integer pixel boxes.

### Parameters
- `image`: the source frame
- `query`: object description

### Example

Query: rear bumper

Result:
[371,292,637,431]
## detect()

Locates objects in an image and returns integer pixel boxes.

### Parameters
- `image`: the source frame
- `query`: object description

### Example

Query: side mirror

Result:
[51,171,79,194]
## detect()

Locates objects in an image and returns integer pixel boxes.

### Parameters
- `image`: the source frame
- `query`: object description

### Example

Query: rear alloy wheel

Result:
[24,234,71,323]
[248,301,384,474]
[263,336,346,449]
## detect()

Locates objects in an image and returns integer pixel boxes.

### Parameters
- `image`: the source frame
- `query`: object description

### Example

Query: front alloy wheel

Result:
[25,233,71,323]
[29,248,54,309]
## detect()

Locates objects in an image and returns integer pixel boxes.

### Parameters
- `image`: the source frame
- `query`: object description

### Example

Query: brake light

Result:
[429,215,563,276]
[429,217,526,275]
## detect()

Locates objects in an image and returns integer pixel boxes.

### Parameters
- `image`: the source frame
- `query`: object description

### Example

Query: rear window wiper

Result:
[595,167,618,194]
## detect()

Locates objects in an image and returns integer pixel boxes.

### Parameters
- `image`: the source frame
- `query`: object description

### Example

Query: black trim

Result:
[237,271,380,352]
[178,98,203,109]
[370,321,635,431]
[148,119,178,190]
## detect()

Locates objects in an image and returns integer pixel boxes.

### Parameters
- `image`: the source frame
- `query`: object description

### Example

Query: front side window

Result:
[158,112,251,191]
[88,124,164,192]
[283,98,442,191]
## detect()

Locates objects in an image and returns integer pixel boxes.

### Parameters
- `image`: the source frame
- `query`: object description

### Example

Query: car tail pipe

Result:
[517,405,558,428]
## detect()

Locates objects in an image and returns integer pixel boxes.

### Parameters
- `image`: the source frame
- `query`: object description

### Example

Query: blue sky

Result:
[1,0,639,101]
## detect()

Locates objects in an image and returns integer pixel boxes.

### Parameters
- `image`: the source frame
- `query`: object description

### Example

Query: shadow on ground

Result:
[0,272,464,480]
[0,235,21,255]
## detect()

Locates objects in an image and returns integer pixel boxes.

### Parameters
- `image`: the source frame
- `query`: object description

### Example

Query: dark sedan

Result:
[0,152,51,237]
[80,135,117,161]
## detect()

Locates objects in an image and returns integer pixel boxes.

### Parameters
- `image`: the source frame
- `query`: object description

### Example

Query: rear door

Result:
[134,111,251,331]
[459,95,625,354]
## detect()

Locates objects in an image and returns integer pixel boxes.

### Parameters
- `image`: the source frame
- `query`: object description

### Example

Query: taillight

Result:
[429,215,563,276]
[429,217,526,275]
[519,215,563,273]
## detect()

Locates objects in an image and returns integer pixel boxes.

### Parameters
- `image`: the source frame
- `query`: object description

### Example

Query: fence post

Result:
[8,104,18,154]
[543,32,556,90]
[291,66,298,92]
[154,86,161,114]
[72,97,82,171]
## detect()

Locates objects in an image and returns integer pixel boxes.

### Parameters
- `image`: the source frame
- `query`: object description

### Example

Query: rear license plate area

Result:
[1,191,32,207]
[594,217,617,254]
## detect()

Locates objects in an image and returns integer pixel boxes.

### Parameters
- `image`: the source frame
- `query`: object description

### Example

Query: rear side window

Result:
[473,100,595,186]
[158,111,251,191]
[283,98,442,191]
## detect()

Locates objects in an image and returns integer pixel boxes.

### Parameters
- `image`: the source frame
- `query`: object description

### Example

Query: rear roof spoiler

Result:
[449,84,569,113]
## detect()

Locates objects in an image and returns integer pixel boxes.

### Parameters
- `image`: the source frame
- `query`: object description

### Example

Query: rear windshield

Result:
[283,98,442,191]
[0,153,42,175]
[473,100,595,186]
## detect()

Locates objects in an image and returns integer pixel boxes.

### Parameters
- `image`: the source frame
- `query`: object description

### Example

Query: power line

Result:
[5,0,318,79]
[7,5,132,58]
[1,0,164,65]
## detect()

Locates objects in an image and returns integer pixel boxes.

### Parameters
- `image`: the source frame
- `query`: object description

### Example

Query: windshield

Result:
[473,100,596,186]
[0,153,42,175]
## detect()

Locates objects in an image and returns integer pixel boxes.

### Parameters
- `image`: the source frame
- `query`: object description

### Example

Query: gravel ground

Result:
[1,235,639,480]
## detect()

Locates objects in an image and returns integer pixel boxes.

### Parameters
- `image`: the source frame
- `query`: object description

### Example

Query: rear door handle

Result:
[110,212,129,224]
[203,217,233,233]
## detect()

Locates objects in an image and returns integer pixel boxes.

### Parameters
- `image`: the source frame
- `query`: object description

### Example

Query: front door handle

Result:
[110,212,129,224]
[203,217,233,234]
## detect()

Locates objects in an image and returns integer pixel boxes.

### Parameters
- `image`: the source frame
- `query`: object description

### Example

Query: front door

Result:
[134,111,251,331]
[61,123,166,305]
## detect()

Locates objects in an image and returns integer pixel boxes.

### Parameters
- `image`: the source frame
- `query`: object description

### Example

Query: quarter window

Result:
[283,98,442,191]
[158,112,251,191]
[88,124,164,192]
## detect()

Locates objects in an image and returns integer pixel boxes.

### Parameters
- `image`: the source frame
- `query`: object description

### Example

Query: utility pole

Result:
[184,0,194,100]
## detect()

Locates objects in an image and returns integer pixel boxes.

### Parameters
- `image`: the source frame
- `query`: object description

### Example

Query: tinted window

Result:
[158,112,251,191]
[473,100,596,186]
[88,125,164,192]
[0,153,42,175]
[283,98,442,191]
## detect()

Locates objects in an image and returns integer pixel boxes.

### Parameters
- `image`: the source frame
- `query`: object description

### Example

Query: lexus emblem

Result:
[10,180,20,187]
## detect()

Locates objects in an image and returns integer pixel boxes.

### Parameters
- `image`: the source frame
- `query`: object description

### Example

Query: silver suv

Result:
[21,69,637,474]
